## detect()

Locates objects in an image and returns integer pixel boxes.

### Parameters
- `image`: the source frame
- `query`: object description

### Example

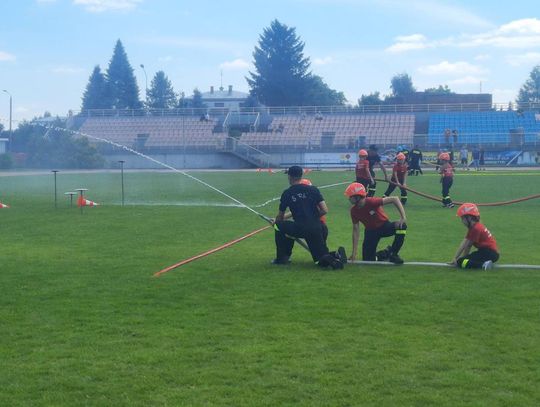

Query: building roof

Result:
[200,86,249,100]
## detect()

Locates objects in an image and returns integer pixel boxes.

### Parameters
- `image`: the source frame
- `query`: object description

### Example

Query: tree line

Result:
[80,19,540,111]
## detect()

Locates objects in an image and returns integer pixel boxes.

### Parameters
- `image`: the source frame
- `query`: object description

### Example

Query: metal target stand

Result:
[64,192,77,207]
[75,188,88,214]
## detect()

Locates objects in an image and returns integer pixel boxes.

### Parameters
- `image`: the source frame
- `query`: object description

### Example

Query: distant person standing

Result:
[439,152,455,208]
[470,146,480,171]
[444,128,451,145]
[459,145,469,170]
[452,130,458,145]
[409,145,423,175]
[479,147,486,170]
[355,149,374,191]
[367,144,388,197]
[383,153,408,205]
[447,146,455,164]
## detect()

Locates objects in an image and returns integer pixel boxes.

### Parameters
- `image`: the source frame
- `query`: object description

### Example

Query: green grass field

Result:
[1,168,540,406]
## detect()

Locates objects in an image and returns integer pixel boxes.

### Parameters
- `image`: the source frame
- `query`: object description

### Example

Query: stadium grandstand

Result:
[428,110,540,146]
[70,99,540,169]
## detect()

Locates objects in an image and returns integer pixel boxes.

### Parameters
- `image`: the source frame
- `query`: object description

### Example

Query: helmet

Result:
[358,149,368,157]
[299,178,312,186]
[344,182,367,198]
[457,203,480,217]
[439,152,450,161]
[396,152,406,160]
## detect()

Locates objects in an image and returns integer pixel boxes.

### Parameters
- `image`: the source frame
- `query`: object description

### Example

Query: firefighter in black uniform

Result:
[409,145,423,175]
[367,145,388,197]
[272,166,346,269]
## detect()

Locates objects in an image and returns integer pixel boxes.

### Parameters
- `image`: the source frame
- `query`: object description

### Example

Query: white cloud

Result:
[418,61,487,76]
[219,58,250,70]
[498,18,540,35]
[505,52,540,67]
[73,0,142,13]
[158,55,174,63]
[51,65,85,74]
[0,51,16,62]
[313,56,334,66]
[386,33,429,53]
[387,18,540,54]
[455,18,540,49]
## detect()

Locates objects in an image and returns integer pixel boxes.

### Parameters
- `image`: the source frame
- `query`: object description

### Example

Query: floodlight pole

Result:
[140,64,148,104]
[52,170,59,208]
[118,160,125,206]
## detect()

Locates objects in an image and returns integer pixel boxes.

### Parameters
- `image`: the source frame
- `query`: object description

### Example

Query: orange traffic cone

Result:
[77,196,99,207]
[0,202,9,208]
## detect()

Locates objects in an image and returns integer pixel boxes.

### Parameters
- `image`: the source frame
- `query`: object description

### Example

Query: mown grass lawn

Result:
[1,169,539,406]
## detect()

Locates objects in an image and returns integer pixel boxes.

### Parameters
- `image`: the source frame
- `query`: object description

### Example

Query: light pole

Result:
[2,90,12,150]
[139,64,148,104]
[118,160,125,206]
[52,170,59,209]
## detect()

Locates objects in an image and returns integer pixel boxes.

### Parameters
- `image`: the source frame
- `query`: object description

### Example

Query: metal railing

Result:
[219,135,274,168]
[73,102,540,119]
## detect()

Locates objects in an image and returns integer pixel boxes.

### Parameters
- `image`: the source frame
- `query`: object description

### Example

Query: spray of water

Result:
[39,124,272,220]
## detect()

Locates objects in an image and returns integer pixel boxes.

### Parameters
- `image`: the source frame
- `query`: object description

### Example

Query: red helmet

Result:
[396,152,406,160]
[344,182,367,198]
[299,178,312,186]
[439,152,450,161]
[358,149,368,157]
[457,203,480,217]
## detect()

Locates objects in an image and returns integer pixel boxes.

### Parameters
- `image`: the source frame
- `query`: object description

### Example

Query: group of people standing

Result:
[458,145,486,171]
[272,154,499,272]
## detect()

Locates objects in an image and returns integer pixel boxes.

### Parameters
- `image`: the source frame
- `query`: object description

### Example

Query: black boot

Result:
[388,252,404,264]
[376,246,391,261]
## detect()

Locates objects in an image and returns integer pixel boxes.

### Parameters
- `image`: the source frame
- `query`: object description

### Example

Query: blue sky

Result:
[1,0,540,124]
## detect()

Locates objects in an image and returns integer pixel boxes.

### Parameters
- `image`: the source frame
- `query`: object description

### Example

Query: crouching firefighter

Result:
[345,182,407,264]
[449,203,499,270]
[272,166,346,269]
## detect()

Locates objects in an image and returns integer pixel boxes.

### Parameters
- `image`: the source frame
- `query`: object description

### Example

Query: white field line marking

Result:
[350,260,540,269]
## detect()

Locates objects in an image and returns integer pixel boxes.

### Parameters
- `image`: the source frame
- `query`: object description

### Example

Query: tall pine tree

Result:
[247,20,344,106]
[146,71,177,109]
[247,20,311,106]
[81,65,110,110]
[517,65,540,105]
[106,40,142,109]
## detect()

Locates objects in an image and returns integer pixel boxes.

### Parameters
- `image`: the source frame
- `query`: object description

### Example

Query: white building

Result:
[200,85,249,110]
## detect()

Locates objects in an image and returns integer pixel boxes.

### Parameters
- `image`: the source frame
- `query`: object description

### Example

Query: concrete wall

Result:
[105,152,253,169]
